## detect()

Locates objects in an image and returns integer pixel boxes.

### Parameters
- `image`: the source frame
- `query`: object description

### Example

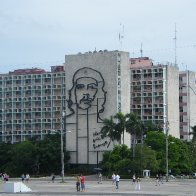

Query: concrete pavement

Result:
[0,178,196,195]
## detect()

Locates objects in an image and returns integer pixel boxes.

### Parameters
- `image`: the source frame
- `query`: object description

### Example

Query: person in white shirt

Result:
[115,174,120,189]
[26,174,30,183]
[98,172,102,184]
[112,173,116,184]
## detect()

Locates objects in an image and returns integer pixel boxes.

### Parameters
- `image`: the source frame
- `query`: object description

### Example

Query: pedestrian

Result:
[132,174,136,185]
[4,173,9,182]
[0,173,3,182]
[76,175,80,192]
[26,174,30,183]
[155,174,160,186]
[98,172,102,184]
[112,173,116,184]
[21,174,25,182]
[115,173,120,189]
[80,174,85,192]
[51,174,55,183]
[159,174,163,184]
[135,177,141,190]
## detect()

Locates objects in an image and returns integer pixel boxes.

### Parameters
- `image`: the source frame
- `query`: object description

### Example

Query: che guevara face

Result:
[75,77,98,109]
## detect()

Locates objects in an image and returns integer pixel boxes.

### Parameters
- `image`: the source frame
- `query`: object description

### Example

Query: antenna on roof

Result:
[119,23,124,50]
[140,43,143,57]
[174,23,177,67]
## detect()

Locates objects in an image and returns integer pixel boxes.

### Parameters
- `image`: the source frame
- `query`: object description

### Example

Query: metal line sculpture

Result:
[66,67,107,122]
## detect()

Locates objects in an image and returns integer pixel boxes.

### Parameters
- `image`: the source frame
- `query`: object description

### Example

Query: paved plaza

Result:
[0,178,196,196]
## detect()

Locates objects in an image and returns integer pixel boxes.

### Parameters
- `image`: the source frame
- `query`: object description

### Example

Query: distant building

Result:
[1,50,196,166]
[130,57,180,138]
[0,66,65,143]
[179,71,196,141]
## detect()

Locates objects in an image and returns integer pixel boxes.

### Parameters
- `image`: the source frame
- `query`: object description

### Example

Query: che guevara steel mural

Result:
[66,67,108,164]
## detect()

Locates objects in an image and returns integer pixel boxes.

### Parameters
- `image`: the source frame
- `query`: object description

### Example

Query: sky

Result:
[0,0,196,73]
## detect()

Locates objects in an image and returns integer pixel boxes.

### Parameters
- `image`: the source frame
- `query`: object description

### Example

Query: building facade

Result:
[130,57,180,138]
[2,51,196,166]
[179,71,196,140]
[64,50,131,165]
[0,66,65,143]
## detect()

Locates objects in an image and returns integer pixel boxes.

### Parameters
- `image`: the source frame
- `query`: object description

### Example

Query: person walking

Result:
[155,174,160,186]
[98,172,102,184]
[76,175,80,192]
[159,174,163,184]
[26,174,30,183]
[51,174,55,183]
[115,173,120,189]
[132,174,136,185]
[135,177,141,190]
[21,174,25,183]
[80,174,85,192]
[112,173,116,184]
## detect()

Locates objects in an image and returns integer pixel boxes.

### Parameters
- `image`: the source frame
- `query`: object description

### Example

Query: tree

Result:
[0,134,70,177]
[114,112,127,144]
[125,113,143,158]
[101,116,121,148]
[0,142,12,174]
[101,145,131,174]
[130,144,158,174]
[145,131,191,175]
[8,141,37,176]
[101,144,158,176]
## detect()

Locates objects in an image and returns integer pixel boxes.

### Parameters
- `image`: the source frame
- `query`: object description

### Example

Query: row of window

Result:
[131,68,164,74]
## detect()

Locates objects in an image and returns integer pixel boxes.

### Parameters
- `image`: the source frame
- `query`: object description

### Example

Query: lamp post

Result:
[61,111,71,183]
[61,111,65,183]
[165,121,169,182]
[52,111,70,183]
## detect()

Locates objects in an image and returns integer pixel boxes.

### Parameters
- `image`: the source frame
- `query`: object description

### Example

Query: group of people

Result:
[76,174,86,192]
[0,173,9,182]
[21,173,30,183]
[132,174,141,190]
[155,174,163,186]
[111,173,120,189]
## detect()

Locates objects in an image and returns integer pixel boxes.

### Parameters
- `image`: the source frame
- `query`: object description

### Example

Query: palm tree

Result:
[100,116,121,148]
[125,113,143,159]
[190,125,196,142]
[114,112,127,144]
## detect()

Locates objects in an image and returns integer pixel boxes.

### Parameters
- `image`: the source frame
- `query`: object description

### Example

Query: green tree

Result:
[130,144,158,174]
[101,145,131,174]
[101,144,158,176]
[36,134,70,175]
[0,142,12,173]
[8,141,37,176]
[101,116,121,148]
[145,131,191,174]
[126,113,143,158]
[114,112,128,144]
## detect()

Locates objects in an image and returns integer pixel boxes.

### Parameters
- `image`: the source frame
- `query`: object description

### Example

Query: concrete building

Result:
[0,66,65,143]
[2,50,195,166]
[179,71,196,140]
[130,57,180,138]
[64,50,130,165]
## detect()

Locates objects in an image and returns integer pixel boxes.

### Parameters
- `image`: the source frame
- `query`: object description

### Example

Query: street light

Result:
[52,111,70,183]
[61,111,71,183]
[165,121,169,182]
[61,112,65,183]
